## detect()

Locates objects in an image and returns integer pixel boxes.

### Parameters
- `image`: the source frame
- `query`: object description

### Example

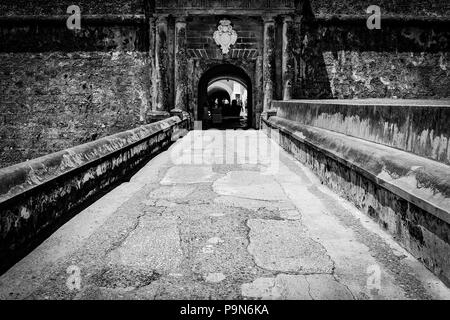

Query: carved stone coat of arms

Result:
[213,19,238,54]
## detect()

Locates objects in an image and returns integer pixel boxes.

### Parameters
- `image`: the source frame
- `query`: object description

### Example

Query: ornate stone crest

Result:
[213,19,238,54]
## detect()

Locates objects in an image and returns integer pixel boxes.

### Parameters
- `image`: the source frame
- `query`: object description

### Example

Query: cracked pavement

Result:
[1,130,450,300]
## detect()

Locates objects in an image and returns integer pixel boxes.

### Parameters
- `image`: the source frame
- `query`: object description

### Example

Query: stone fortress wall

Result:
[0,0,449,168]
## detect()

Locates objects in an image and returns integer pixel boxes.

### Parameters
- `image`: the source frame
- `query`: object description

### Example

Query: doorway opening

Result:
[198,64,253,129]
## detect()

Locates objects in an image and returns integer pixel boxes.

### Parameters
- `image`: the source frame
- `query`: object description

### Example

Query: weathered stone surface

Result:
[161,166,219,185]
[247,219,334,273]
[147,185,197,200]
[0,0,144,15]
[273,100,450,165]
[281,16,295,101]
[205,273,226,283]
[154,15,171,112]
[280,209,301,220]
[263,116,450,286]
[1,1,449,168]
[263,17,276,111]
[308,0,450,17]
[0,117,187,273]
[292,21,450,99]
[155,0,297,12]
[213,171,287,201]
[241,274,353,300]
[0,51,152,168]
[1,0,450,301]
[266,115,450,215]
[0,130,449,300]
[2,0,449,18]
[214,195,296,211]
[112,215,183,274]
[174,18,189,111]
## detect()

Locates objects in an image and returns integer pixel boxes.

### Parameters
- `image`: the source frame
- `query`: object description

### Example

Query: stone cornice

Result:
[305,14,450,27]
[154,8,296,16]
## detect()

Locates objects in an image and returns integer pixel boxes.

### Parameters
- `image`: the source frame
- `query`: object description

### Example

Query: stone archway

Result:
[197,64,254,129]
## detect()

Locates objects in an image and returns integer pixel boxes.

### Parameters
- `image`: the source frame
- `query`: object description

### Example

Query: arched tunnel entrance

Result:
[198,64,253,129]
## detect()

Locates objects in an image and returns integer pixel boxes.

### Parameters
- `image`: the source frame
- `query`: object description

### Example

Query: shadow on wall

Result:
[293,0,333,98]
[293,0,450,99]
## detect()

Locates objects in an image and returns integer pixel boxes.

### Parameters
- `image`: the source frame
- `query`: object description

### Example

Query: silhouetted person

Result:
[231,100,240,117]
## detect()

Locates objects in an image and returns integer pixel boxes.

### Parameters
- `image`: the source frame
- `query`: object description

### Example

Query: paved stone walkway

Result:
[1,130,449,300]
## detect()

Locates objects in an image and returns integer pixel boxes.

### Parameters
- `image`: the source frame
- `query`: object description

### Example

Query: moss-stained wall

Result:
[0,51,151,167]
[0,10,151,168]
[308,0,450,17]
[291,20,450,99]
[0,0,145,15]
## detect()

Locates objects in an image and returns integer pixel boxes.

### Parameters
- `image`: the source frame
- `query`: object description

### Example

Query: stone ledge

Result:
[170,109,193,130]
[0,116,180,200]
[263,116,450,284]
[265,116,450,223]
[307,14,450,26]
[146,111,171,123]
[0,116,188,273]
[273,100,450,165]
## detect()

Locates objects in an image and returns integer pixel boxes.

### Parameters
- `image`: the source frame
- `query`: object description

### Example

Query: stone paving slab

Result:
[241,274,354,300]
[247,219,332,274]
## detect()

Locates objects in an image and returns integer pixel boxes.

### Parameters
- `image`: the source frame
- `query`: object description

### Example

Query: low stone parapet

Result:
[263,115,450,286]
[273,100,450,165]
[147,111,172,123]
[0,116,188,273]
